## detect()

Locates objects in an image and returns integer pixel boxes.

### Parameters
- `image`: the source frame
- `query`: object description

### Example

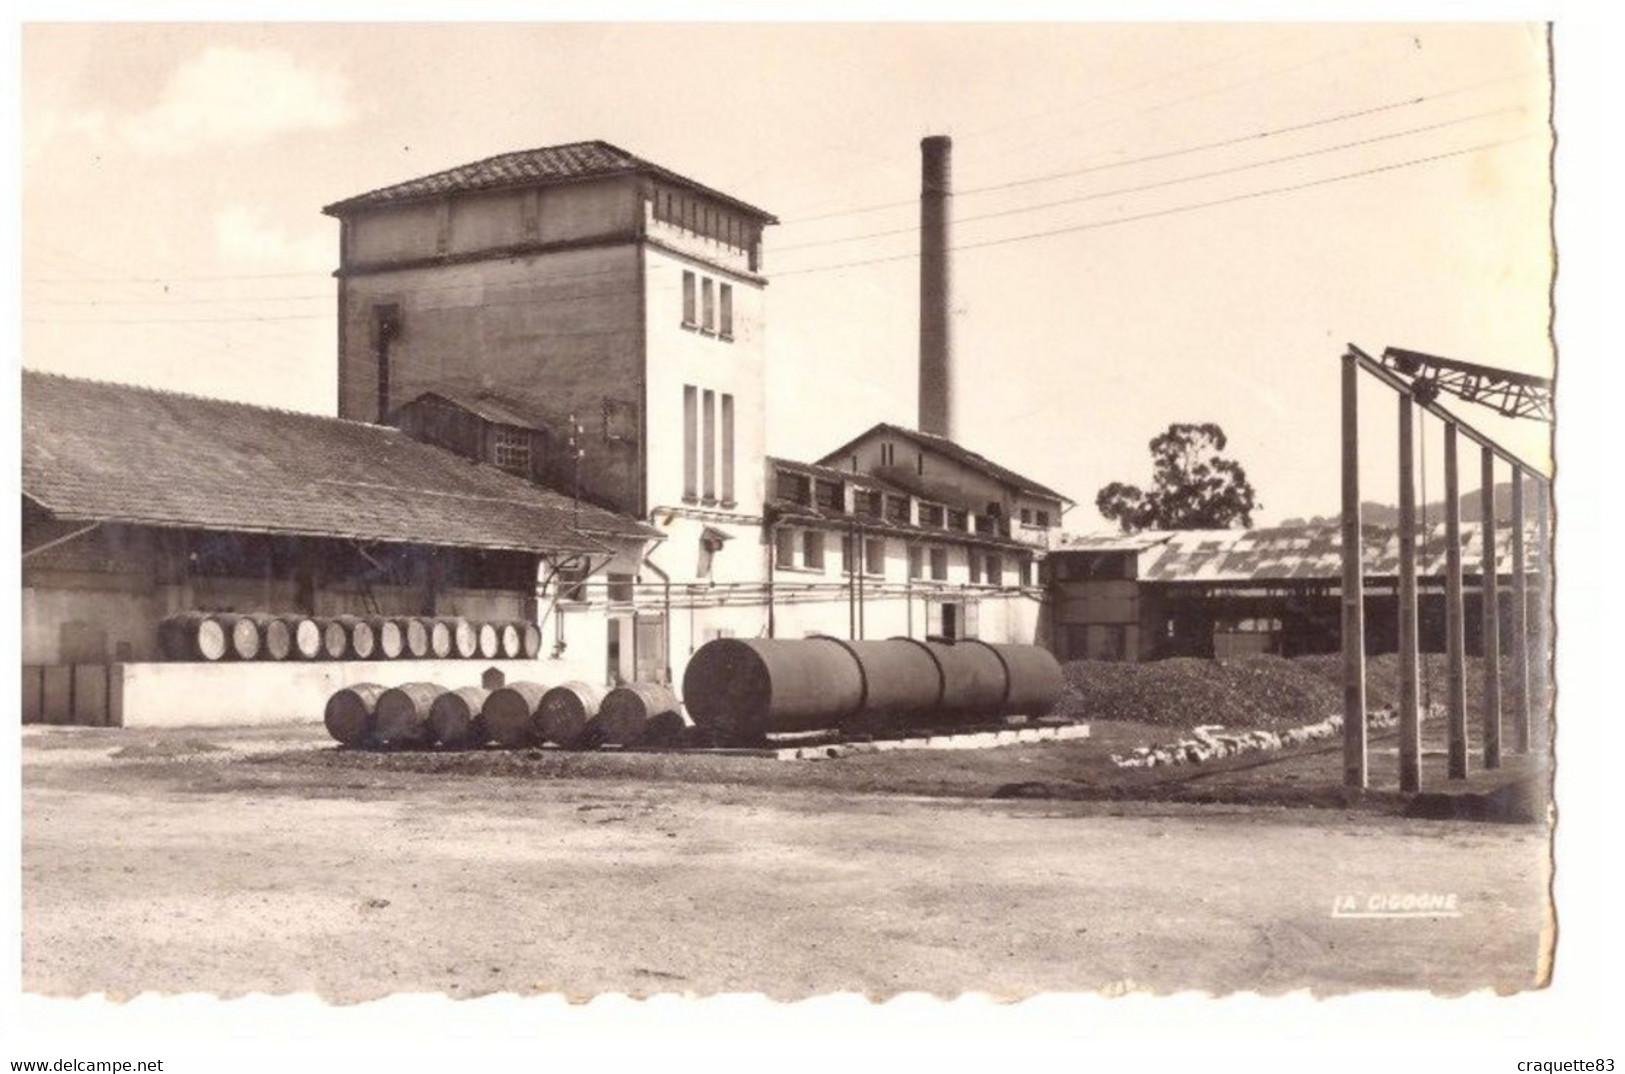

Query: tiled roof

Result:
[323,139,778,222]
[406,385,557,431]
[815,423,1072,504]
[1056,522,1546,583]
[22,371,656,553]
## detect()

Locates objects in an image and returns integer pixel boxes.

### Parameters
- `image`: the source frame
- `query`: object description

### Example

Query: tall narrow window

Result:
[803,531,825,570]
[701,278,715,333]
[720,283,734,340]
[721,393,735,505]
[908,547,924,580]
[373,304,400,422]
[969,552,982,585]
[682,271,697,327]
[682,385,698,501]
[702,389,716,502]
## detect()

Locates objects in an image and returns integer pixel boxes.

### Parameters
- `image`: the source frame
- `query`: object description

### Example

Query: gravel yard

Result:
[22,715,1552,1000]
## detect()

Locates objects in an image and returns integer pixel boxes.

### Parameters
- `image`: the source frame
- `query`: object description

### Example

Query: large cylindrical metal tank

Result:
[482,681,548,748]
[324,683,388,746]
[428,686,490,748]
[915,639,1008,719]
[536,681,606,747]
[591,683,681,746]
[682,638,865,737]
[374,682,444,748]
[968,640,1063,717]
[815,636,945,730]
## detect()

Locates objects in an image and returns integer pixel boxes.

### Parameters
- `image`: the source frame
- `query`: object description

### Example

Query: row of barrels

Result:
[325,680,686,751]
[160,612,543,663]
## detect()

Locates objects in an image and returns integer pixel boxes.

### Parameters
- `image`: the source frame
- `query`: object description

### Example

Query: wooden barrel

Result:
[429,686,491,748]
[520,621,543,659]
[318,618,348,660]
[591,682,682,747]
[160,612,229,662]
[245,614,292,660]
[499,622,524,659]
[536,681,607,747]
[374,682,445,748]
[370,617,404,659]
[481,681,549,748]
[427,618,453,659]
[335,615,376,660]
[399,617,430,659]
[324,683,388,746]
[445,618,478,659]
[476,622,500,660]
[215,614,261,660]
[281,615,322,660]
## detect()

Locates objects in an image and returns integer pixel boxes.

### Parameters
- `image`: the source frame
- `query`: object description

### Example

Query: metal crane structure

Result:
[1339,343,1552,794]
[1375,346,1553,423]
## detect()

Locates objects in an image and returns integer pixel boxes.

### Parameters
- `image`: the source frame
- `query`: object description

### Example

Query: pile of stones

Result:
[1110,704,1436,769]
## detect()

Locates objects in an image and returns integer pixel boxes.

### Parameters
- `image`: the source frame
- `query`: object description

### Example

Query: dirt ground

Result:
[22,722,1552,1001]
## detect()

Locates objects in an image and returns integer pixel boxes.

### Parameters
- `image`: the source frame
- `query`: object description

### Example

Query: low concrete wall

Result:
[112,659,570,729]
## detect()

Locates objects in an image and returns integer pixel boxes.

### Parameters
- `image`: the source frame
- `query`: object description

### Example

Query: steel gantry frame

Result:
[1340,343,1552,792]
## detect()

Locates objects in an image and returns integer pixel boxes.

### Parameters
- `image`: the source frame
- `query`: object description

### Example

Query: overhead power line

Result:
[774,105,1523,256]
[773,133,1539,278]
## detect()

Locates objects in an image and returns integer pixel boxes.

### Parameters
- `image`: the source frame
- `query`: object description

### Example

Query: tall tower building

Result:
[323,141,778,537]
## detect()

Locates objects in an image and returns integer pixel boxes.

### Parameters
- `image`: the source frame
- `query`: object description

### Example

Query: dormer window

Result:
[491,426,531,476]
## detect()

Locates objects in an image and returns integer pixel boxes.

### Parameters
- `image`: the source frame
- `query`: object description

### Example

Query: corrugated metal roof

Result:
[322,139,778,223]
[1056,523,1544,583]
[22,371,656,553]
[815,422,1072,504]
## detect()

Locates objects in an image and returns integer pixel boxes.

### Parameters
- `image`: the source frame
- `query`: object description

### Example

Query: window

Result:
[986,554,1003,586]
[776,470,812,504]
[969,553,982,584]
[372,303,401,421]
[682,271,697,327]
[721,393,735,505]
[840,535,853,571]
[682,386,698,501]
[919,503,945,529]
[917,451,925,475]
[556,561,589,603]
[606,573,635,604]
[1020,508,1033,525]
[856,490,883,519]
[947,508,968,531]
[492,426,531,476]
[701,278,715,333]
[720,283,734,340]
[929,547,948,581]
[908,546,924,580]
[702,389,716,502]
[803,531,825,570]
[815,480,843,513]
[864,538,886,576]
[884,495,910,525]
[775,528,796,569]
[1036,510,1051,528]
[1020,559,1034,586]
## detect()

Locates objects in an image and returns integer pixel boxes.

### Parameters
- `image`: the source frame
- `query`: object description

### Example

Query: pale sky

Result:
[21,22,1555,528]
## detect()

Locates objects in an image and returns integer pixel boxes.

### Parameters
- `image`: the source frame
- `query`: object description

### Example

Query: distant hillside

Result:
[1280,476,1546,527]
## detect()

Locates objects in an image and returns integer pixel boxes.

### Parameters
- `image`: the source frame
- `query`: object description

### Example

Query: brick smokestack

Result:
[918,135,954,439]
